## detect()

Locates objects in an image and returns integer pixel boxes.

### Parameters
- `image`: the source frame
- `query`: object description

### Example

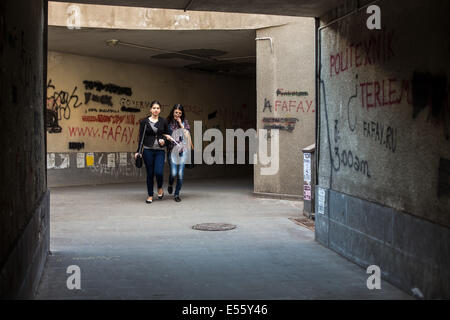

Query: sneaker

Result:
[168,185,173,195]
[174,195,181,202]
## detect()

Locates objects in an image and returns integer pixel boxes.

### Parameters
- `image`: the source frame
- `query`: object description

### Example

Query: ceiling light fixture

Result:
[105,39,119,47]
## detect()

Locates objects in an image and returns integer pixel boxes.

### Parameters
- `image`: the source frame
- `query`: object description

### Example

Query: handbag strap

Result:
[138,122,147,155]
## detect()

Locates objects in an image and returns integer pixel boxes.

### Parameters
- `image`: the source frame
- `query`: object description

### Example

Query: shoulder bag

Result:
[135,122,147,168]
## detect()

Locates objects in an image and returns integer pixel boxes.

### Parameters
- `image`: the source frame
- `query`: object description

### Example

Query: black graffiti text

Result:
[83,80,132,96]
[47,79,82,120]
[333,147,371,178]
[362,120,397,153]
[85,92,113,107]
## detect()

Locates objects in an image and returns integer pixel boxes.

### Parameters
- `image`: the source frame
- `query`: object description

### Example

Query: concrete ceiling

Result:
[50,0,345,17]
[48,26,257,76]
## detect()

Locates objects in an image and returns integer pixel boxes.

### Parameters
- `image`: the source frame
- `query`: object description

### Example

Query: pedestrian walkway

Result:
[35,178,412,299]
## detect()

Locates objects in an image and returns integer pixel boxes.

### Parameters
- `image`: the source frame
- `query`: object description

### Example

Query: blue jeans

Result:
[143,149,165,197]
[168,149,187,196]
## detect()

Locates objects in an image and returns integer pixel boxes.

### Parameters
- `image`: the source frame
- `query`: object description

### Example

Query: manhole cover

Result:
[192,223,237,231]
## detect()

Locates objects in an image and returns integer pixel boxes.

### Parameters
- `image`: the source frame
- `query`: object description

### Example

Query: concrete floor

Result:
[35,178,413,299]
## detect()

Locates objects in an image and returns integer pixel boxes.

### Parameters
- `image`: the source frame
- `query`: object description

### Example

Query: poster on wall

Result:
[107,153,116,168]
[318,188,325,215]
[77,153,85,168]
[303,184,311,201]
[56,154,70,169]
[86,153,94,167]
[303,153,311,183]
[119,153,128,166]
[47,153,55,169]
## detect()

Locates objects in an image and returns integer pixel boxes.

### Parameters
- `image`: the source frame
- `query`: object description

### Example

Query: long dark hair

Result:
[167,104,186,123]
[149,100,161,110]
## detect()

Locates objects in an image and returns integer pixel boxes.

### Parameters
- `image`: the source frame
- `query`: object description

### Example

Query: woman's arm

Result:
[158,118,169,146]
[135,120,145,158]
[136,120,145,153]
[163,134,175,142]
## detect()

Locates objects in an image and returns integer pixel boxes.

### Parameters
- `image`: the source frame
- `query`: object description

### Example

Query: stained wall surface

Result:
[255,20,316,197]
[318,0,450,227]
[316,0,450,299]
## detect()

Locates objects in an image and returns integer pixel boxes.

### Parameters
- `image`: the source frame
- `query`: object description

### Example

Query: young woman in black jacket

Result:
[134,101,169,203]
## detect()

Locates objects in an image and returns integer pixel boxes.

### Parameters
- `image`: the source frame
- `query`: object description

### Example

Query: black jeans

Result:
[143,148,165,197]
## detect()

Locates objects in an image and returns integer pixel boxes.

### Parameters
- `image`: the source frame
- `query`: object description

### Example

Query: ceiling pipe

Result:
[105,39,254,63]
[105,39,216,62]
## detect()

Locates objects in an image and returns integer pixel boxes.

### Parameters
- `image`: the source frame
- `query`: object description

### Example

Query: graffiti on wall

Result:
[362,120,397,153]
[274,99,314,113]
[84,92,113,107]
[359,78,412,109]
[329,28,396,78]
[263,117,299,132]
[411,72,449,132]
[263,98,272,112]
[276,89,308,97]
[120,98,154,111]
[68,142,85,150]
[68,125,135,144]
[46,79,82,133]
[319,71,373,185]
[81,114,135,125]
[208,111,217,120]
[82,80,132,96]
[320,19,449,190]
[263,96,314,114]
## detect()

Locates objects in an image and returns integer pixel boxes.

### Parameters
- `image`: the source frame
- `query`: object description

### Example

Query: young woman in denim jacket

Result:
[164,104,191,202]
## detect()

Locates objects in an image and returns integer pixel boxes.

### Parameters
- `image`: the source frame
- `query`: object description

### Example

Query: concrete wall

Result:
[255,20,316,197]
[316,0,450,298]
[46,51,256,186]
[0,0,49,298]
[49,2,305,30]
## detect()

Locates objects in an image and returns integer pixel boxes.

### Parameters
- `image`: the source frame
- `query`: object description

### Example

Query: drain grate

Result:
[192,223,237,231]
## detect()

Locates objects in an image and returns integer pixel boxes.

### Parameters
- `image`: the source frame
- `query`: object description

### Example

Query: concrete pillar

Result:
[0,0,49,299]
[254,20,316,198]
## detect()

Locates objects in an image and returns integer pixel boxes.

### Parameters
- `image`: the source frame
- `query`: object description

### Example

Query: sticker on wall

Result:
[86,152,94,167]
[303,185,311,201]
[107,153,116,168]
[119,152,128,166]
[318,188,326,215]
[56,153,70,169]
[303,153,311,183]
[77,153,85,168]
[47,153,55,169]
